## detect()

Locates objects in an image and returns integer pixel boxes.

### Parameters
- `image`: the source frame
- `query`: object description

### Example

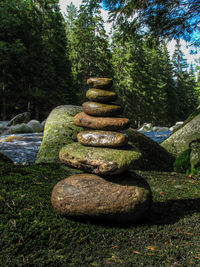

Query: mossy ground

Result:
[0,163,200,266]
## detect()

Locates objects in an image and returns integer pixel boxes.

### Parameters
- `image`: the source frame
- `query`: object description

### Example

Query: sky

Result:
[58,0,199,69]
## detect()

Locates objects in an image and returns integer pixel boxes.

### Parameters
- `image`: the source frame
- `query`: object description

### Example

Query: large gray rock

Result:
[2,123,33,135]
[51,172,152,223]
[35,105,83,164]
[59,142,142,175]
[7,112,30,126]
[27,120,43,133]
[161,107,200,157]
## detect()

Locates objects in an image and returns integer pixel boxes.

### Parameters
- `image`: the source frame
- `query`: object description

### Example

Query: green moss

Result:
[173,149,191,173]
[1,163,200,266]
[59,142,142,174]
[35,105,83,164]
[161,107,200,157]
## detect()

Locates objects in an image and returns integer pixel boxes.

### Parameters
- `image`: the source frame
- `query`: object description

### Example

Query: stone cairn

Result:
[51,78,152,223]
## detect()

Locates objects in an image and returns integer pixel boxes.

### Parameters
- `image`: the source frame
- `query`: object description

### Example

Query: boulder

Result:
[161,107,200,157]
[152,126,169,132]
[124,128,175,171]
[0,123,8,135]
[59,142,141,175]
[138,123,153,132]
[27,120,43,133]
[2,123,33,135]
[35,105,83,164]
[51,172,152,223]
[7,112,30,126]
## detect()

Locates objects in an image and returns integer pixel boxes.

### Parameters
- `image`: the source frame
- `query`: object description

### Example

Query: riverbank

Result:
[0,162,199,266]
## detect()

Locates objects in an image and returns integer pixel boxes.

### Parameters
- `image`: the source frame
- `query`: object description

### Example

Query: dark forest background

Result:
[1,0,200,128]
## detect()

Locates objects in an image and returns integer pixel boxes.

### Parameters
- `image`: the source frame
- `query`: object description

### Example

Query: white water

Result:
[0,133,43,164]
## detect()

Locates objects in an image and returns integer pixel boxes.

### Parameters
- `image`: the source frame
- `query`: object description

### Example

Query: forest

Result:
[1,0,200,128]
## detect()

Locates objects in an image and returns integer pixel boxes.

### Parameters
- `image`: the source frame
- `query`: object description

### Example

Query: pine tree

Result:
[172,40,198,120]
[65,0,113,103]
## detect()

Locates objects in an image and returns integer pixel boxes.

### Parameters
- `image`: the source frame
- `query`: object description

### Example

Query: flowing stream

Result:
[0,131,171,164]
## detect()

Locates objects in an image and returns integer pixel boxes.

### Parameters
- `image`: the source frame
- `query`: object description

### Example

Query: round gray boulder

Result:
[27,120,43,133]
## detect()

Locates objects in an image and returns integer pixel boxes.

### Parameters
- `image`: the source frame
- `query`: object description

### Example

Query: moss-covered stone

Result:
[161,107,200,157]
[173,149,191,173]
[190,139,200,170]
[35,105,83,164]
[59,142,142,175]
[124,128,175,171]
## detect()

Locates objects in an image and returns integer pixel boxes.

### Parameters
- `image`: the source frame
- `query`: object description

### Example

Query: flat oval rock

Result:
[87,78,113,89]
[77,130,128,147]
[82,102,123,117]
[59,142,141,174]
[74,112,130,130]
[51,173,152,223]
[86,88,117,103]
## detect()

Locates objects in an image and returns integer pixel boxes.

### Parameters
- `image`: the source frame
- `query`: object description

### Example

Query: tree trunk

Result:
[35,101,39,120]
[27,101,31,113]
[1,83,6,120]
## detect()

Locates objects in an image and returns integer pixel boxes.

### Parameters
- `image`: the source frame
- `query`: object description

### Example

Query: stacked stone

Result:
[51,78,152,223]
[76,77,129,149]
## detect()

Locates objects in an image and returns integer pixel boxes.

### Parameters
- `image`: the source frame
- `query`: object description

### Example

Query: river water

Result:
[0,131,171,164]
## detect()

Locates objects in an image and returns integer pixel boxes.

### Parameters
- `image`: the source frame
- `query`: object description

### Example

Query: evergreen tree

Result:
[0,0,72,120]
[65,1,113,103]
[172,40,198,120]
[111,29,177,127]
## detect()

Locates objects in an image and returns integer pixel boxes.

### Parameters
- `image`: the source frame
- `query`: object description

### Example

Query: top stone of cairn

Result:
[87,77,113,90]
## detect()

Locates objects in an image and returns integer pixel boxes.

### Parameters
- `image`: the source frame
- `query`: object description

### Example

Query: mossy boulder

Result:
[173,149,191,173]
[124,128,175,171]
[35,105,83,164]
[7,112,30,126]
[190,139,200,173]
[161,107,200,157]
[59,142,142,175]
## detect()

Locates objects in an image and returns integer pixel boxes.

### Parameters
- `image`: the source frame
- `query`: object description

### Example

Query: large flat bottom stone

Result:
[59,142,141,175]
[51,172,152,223]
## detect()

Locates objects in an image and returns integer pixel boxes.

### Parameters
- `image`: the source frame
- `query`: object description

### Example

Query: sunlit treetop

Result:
[102,0,200,45]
